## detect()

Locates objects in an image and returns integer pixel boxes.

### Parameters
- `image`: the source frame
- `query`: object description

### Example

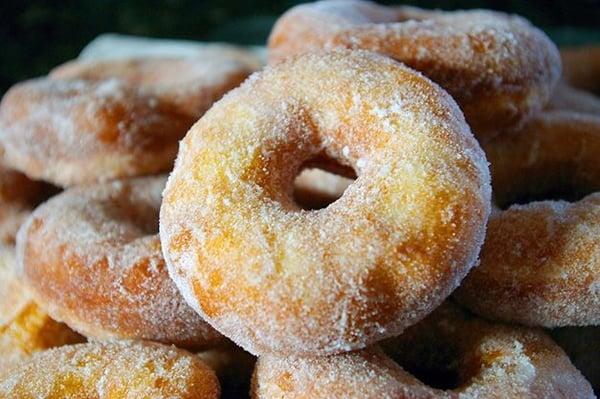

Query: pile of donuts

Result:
[0,0,598,397]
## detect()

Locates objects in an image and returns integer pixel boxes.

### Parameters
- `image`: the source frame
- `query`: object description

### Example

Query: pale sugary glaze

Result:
[0,53,252,187]
[17,176,223,349]
[268,0,561,141]
[160,50,491,356]
[0,341,220,398]
[455,111,600,326]
[252,303,594,398]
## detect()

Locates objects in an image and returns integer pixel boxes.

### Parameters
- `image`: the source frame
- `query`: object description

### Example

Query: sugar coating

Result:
[252,303,595,398]
[455,111,600,327]
[268,0,561,140]
[0,341,220,398]
[16,176,223,349]
[0,51,253,187]
[160,50,491,356]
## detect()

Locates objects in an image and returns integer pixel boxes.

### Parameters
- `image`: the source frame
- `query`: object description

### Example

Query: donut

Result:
[0,341,220,398]
[17,176,223,349]
[546,82,600,115]
[0,251,83,375]
[549,327,599,394]
[454,111,600,326]
[268,0,561,141]
[252,303,594,398]
[0,55,252,187]
[561,44,600,94]
[160,50,491,356]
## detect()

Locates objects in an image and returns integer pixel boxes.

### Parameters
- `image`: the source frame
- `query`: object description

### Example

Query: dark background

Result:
[2,0,600,94]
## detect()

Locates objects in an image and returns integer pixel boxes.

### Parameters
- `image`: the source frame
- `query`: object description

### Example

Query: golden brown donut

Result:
[549,327,599,395]
[0,341,220,398]
[268,0,561,141]
[160,50,491,356]
[252,303,594,398]
[0,54,252,187]
[455,111,600,326]
[17,176,223,349]
[561,44,600,94]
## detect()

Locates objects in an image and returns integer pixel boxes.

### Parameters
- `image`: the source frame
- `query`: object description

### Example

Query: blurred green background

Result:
[1,0,600,94]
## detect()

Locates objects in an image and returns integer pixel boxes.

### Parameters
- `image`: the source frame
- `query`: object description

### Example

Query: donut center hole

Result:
[292,164,356,211]
[389,345,468,390]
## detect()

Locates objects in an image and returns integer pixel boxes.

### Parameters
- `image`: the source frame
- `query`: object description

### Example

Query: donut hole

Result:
[384,342,476,390]
[292,164,356,211]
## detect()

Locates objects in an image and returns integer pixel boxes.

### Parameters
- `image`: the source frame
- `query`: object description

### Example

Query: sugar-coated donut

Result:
[50,55,253,119]
[268,0,561,141]
[252,303,594,398]
[455,111,600,326]
[561,45,600,94]
[0,341,220,398]
[0,55,251,187]
[546,82,600,115]
[17,176,223,349]
[160,50,491,356]
[0,251,82,375]
[549,327,599,395]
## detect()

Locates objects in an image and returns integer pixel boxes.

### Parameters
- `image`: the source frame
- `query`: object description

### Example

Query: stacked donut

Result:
[0,0,598,397]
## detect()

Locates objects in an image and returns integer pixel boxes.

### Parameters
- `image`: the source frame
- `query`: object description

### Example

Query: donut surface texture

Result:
[455,111,600,326]
[252,303,594,398]
[0,341,220,398]
[17,176,223,348]
[160,50,491,356]
[268,0,561,141]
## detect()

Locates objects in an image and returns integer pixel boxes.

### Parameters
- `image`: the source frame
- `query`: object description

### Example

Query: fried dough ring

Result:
[252,303,594,398]
[17,176,223,349]
[268,0,561,141]
[0,54,251,187]
[455,111,600,326]
[0,341,220,398]
[160,50,491,356]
